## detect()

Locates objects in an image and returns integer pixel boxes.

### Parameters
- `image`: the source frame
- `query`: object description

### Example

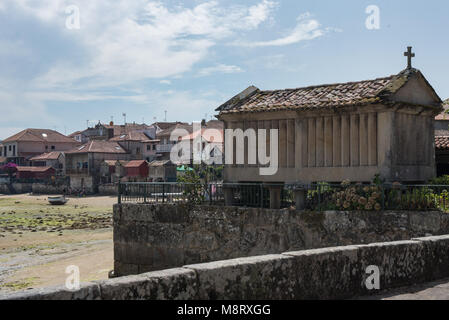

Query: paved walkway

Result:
[360,278,449,300]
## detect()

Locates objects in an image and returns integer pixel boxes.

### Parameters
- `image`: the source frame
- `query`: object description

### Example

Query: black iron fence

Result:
[117,181,449,212]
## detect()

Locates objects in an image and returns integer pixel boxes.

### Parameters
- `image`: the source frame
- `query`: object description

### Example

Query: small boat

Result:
[48,196,69,205]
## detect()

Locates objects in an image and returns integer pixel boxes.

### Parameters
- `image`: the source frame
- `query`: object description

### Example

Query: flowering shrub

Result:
[310,179,445,212]
[331,182,383,211]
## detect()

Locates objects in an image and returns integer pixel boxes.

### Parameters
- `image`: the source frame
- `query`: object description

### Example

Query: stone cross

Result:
[404,46,415,69]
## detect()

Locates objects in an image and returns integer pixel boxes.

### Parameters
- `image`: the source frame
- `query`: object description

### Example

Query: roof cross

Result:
[404,46,415,69]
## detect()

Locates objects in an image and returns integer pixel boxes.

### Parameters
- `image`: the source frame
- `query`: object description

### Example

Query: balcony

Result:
[156,144,173,153]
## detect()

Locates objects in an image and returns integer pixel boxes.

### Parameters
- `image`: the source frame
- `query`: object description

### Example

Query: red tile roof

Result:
[436,100,449,120]
[66,140,128,154]
[152,122,189,130]
[124,160,148,168]
[29,152,62,161]
[157,123,194,137]
[217,69,442,114]
[436,136,449,150]
[16,166,54,173]
[3,129,77,144]
[181,129,223,143]
[109,131,152,142]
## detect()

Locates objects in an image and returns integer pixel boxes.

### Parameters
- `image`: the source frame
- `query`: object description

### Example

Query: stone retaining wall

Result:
[31,184,67,195]
[98,184,117,195]
[3,235,449,300]
[0,183,33,194]
[113,204,449,276]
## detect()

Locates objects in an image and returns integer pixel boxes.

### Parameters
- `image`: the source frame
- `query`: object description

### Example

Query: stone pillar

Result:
[294,189,306,210]
[268,185,282,209]
[224,187,234,206]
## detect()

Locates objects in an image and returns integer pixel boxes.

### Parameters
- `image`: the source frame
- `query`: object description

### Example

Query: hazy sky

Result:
[1,0,448,139]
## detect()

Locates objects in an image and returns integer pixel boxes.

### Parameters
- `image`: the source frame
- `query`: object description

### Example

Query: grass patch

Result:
[0,277,39,291]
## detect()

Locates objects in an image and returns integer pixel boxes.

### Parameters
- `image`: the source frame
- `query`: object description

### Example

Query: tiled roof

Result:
[181,129,223,143]
[16,166,54,173]
[125,160,148,168]
[3,129,78,144]
[68,131,82,137]
[216,69,442,114]
[157,124,194,137]
[436,100,449,120]
[66,140,128,154]
[205,120,224,129]
[152,122,189,130]
[104,123,152,136]
[435,136,449,150]
[109,131,152,142]
[29,152,62,161]
[148,160,174,167]
[103,160,118,166]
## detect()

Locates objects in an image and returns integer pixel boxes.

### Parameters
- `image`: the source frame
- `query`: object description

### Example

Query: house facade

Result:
[0,129,79,165]
[110,131,159,162]
[29,151,66,175]
[65,140,129,193]
[148,160,177,182]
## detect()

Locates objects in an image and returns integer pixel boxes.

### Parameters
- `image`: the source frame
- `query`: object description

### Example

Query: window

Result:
[8,145,11,151]
[45,146,48,150]
[0,148,2,156]
[146,145,151,151]
[136,147,141,154]
[12,145,15,156]
[51,146,55,150]
[152,144,156,150]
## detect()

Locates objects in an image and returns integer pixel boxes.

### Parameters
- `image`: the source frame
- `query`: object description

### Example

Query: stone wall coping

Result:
[3,235,449,300]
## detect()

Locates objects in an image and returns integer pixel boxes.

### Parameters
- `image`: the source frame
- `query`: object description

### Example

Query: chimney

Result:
[201,119,206,127]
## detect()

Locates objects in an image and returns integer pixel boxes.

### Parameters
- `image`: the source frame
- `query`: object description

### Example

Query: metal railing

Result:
[296,183,449,212]
[117,181,449,211]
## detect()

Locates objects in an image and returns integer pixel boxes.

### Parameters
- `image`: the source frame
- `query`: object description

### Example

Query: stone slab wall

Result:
[3,235,449,300]
[31,184,67,195]
[98,184,117,195]
[0,183,33,195]
[0,183,68,195]
[113,204,449,276]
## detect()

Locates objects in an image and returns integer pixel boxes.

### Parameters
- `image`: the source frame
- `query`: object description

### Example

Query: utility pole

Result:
[122,113,127,125]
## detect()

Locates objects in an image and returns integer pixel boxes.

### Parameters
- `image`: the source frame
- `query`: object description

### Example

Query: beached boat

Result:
[48,196,69,205]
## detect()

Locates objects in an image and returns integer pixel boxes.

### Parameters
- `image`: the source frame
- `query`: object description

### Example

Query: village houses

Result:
[0,129,80,166]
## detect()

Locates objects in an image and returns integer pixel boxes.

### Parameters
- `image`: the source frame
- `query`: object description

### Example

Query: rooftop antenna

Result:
[164,110,167,122]
[122,113,127,125]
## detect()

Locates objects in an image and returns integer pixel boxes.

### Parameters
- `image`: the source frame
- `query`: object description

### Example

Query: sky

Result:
[0,0,448,139]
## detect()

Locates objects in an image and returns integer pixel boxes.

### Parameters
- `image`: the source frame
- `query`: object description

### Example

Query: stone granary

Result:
[216,49,443,208]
